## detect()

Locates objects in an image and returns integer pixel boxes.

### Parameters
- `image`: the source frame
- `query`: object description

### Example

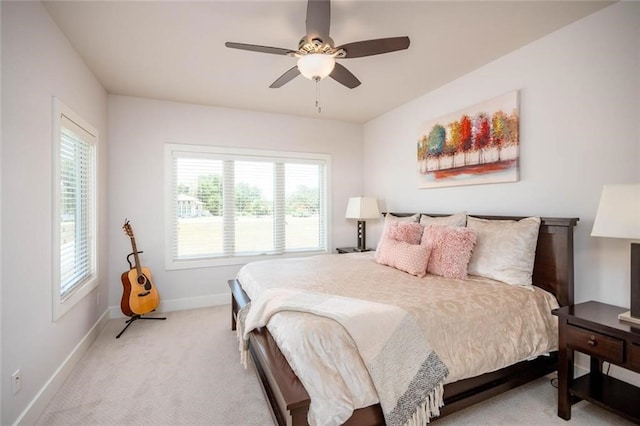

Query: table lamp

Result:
[591,183,640,325]
[345,196,380,251]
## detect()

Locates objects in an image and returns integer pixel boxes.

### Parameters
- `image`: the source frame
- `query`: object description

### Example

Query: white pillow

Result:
[419,212,467,227]
[466,216,541,286]
[385,213,420,223]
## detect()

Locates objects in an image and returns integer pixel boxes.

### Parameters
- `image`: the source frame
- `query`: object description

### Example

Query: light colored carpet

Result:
[37,306,273,425]
[37,305,632,425]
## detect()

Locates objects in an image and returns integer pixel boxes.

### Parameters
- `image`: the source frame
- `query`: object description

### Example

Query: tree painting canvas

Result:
[417,91,519,188]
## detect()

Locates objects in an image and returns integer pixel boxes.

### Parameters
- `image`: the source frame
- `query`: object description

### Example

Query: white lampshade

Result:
[297,54,336,80]
[591,183,640,239]
[345,197,380,220]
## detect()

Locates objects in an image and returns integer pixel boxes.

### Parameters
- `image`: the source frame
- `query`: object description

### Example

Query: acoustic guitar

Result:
[121,220,160,316]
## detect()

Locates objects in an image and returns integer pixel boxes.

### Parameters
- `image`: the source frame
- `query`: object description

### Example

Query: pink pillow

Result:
[383,222,424,244]
[421,225,477,279]
[376,238,431,277]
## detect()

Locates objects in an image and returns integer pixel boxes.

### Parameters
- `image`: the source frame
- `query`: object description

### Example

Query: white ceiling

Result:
[43,1,613,123]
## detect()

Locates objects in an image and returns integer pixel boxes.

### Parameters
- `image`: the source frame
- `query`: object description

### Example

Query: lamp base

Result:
[618,311,640,326]
[356,220,367,252]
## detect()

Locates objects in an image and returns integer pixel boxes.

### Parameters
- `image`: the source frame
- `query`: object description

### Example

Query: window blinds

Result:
[59,117,94,298]
[170,148,327,262]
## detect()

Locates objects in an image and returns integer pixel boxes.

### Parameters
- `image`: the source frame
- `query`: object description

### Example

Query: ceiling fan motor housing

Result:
[295,36,346,58]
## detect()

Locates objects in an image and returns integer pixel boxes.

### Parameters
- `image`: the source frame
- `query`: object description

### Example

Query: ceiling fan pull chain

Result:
[315,77,321,113]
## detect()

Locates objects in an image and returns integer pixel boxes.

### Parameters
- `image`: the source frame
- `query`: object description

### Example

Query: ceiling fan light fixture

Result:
[297,54,335,81]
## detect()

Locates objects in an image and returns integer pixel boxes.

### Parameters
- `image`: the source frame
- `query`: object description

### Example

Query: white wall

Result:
[364,1,640,308]
[1,2,108,424]
[107,96,363,312]
[0,1,3,423]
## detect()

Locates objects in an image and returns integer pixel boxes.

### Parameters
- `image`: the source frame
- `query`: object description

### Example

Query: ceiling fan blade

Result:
[329,63,361,89]
[337,36,410,58]
[225,42,294,56]
[306,0,331,40]
[270,66,301,88]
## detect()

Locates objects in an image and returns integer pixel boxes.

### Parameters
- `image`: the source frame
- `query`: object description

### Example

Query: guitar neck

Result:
[130,236,143,276]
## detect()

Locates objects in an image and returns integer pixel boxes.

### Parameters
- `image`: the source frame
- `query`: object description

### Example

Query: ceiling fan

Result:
[225,0,410,89]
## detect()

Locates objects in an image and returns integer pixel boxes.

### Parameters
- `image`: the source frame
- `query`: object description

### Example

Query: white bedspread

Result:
[236,252,559,426]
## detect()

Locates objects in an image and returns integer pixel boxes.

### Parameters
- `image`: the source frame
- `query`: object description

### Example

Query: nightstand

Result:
[336,247,373,254]
[553,301,640,423]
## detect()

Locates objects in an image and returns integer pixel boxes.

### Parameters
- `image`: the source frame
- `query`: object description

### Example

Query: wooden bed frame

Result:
[229,214,578,425]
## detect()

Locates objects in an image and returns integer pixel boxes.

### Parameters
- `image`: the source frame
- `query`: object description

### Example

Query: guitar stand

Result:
[126,251,142,270]
[116,313,166,339]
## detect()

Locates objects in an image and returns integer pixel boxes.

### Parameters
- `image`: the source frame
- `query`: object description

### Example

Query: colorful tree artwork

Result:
[417,91,519,188]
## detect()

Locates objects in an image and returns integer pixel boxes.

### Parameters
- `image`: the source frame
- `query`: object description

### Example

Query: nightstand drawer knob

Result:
[588,336,597,346]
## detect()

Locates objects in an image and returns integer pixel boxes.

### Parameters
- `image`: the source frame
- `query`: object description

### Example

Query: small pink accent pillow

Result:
[421,225,477,279]
[384,221,424,244]
[376,238,431,277]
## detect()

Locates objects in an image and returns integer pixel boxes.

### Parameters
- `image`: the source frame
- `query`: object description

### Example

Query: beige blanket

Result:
[236,252,559,425]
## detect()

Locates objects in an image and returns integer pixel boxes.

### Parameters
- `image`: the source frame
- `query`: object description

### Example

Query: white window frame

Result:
[51,98,98,321]
[165,143,332,269]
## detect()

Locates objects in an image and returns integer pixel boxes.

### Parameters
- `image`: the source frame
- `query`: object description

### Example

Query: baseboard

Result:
[14,309,110,426]
[574,364,588,377]
[108,292,230,318]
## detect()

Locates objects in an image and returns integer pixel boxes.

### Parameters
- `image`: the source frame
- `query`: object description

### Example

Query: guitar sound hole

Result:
[137,275,147,285]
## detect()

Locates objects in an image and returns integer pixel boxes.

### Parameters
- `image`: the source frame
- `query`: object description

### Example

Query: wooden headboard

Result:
[387,214,579,306]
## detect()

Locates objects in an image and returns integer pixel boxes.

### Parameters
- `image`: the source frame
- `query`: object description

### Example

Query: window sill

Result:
[166,249,329,270]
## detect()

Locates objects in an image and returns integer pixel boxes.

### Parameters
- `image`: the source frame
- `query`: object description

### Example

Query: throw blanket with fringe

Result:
[237,288,449,426]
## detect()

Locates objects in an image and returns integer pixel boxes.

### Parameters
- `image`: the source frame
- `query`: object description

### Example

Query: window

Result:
[52,98,98,320]
[165,144,331,268]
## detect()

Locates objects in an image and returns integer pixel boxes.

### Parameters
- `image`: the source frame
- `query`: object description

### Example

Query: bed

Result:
[229,214,578,425]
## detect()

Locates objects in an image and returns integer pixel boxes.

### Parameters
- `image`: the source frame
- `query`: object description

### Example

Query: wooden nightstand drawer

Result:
[566,324,624,364]
[631,342,640,371]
